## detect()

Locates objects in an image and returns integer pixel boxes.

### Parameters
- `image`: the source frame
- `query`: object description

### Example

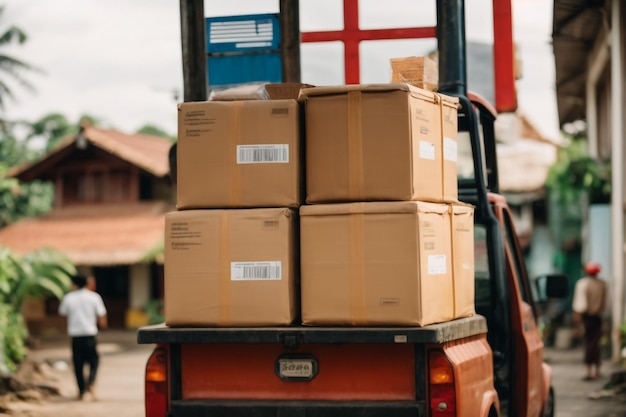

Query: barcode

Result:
[237,144,289,164]
[231,261,282,280]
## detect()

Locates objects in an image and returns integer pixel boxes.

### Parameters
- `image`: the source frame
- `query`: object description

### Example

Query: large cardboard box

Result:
[177,100,302,209]
[164,208,297,326]
[450,203,475,319]
[440,94,459,202]
[300,201,454,326]
[300,84,443,203]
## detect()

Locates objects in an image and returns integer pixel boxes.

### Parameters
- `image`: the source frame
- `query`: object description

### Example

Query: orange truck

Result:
[138,1,568,416]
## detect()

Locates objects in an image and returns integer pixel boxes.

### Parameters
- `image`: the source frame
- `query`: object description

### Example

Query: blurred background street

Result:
[0,330,625,417]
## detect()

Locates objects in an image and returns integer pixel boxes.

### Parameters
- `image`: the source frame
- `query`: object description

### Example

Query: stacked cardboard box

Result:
[164,81,474,329]
[298,83,474,326]
[165,97,303,327]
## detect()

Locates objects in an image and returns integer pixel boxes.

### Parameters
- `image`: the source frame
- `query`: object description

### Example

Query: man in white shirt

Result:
[59,274,108,400]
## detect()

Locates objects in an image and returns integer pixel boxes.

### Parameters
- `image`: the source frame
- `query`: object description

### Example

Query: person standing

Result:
[572,261,607,381]
[59,274,108,400]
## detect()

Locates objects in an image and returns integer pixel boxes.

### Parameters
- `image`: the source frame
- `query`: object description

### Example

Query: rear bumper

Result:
[169,399,426,417]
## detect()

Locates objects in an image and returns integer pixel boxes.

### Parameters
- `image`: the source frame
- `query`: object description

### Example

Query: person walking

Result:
[572,261,607,381]
[59,274,108,400]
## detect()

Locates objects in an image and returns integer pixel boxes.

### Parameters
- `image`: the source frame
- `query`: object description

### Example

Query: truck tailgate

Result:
[138,316,487,415]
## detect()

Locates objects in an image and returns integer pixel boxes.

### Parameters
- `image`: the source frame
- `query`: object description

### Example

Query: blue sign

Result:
[206,13,282,86]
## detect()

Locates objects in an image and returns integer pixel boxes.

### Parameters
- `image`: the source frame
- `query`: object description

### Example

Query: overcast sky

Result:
[3,0,559,141]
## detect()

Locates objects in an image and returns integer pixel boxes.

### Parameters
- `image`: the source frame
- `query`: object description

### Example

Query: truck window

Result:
[501,208,531,305]
[474,224,491,306]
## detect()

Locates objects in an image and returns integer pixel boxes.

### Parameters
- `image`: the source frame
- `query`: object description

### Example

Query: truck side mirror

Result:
[534,274,569,301]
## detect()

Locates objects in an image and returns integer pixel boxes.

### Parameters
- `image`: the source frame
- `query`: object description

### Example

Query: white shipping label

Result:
[427,255,447,275]
[231,261,282,280]
[419,141,436,160]
[237,144,289,164]
[444,137,458,162]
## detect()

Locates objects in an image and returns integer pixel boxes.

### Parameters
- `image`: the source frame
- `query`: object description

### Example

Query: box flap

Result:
[299,83,437,102]
[439,93,460,109]
[265,82,314,100]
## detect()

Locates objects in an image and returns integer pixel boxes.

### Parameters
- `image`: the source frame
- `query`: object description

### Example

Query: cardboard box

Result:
[177,100,302,209]
[440,94,459,202]
[450,203,475,319]
[300,201,453,326]
[300,84,443,203]
[390,56,439,92]
[265,83,314,100]
[164,208,297,326]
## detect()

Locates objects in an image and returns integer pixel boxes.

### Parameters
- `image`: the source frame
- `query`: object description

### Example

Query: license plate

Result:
[275,354,318,381]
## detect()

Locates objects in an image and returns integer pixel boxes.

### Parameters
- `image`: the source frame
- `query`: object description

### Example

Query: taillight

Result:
[428,350,456,416]
[145,346,168,417]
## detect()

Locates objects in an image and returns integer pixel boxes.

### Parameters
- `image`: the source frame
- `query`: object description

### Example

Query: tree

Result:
[0,247,74,374]
[0,5,41,123]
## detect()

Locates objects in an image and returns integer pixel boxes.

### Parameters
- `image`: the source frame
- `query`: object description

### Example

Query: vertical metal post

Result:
[180,0,208,102]
[436,0,467,96]
[280,0,301,82]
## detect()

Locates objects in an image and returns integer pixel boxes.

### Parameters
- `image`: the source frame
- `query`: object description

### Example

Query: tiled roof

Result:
[0,202,170,266]
[9,123,173,179]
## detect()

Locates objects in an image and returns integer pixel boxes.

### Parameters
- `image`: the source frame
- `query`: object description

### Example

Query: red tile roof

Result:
[0,202,170,266]
[9,123,173,179]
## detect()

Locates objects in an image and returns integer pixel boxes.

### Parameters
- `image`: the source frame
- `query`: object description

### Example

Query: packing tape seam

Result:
[349,212,367,325]
[229,103,243,206]
[219,211,231,325]
[347,91,365,200]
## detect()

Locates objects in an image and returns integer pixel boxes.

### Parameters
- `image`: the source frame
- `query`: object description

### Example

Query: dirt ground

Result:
[1,331,153,417]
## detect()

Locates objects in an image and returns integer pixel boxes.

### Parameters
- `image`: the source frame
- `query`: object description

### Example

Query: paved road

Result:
[546,346,626,417]
[3,330,153,417]
[3,330,626,417]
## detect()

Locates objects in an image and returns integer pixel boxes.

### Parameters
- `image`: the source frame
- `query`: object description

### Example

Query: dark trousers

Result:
[582,314,603,366]
[71,336,99,395]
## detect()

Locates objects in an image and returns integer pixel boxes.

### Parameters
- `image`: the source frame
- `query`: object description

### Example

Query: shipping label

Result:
[419,141,436,160]
[444,137,458,162]
[231,261,282,280]
[427,254,447,275]
[237,144,289,164]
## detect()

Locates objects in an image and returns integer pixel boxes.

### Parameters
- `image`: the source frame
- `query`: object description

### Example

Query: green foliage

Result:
[0,303,27,374]
[545,138,611,205]
[0,5,42,112]
[0,163,53,228]
[26,113,78,152]
[0,247,75,374]
[146,299,164,325]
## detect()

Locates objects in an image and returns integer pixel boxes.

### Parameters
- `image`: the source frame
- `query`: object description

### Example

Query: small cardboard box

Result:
[300,201,454,326]
[390,56,439,92]
[440,94,459,202]
[177,100,302,209]
[450,203,475,319]
[265,83,314,100]
[300,84,443,203]
[164,208,297,327]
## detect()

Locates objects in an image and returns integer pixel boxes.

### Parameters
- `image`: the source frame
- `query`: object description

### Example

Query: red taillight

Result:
[429,350,456,416]
[145,346,168,417]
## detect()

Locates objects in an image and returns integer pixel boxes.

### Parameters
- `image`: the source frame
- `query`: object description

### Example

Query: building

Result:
[552,0,624,361]
[0,121,174,332]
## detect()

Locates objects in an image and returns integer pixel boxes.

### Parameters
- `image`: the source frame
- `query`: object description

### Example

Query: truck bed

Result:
[137,315,487,345]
